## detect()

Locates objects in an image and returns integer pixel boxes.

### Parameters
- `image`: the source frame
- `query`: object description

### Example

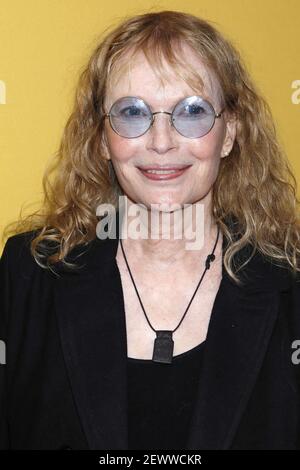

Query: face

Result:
[102,43,236,212]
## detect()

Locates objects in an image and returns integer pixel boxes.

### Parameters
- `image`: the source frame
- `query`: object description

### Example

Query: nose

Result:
[147,112,177,153]
[151,111,172,126]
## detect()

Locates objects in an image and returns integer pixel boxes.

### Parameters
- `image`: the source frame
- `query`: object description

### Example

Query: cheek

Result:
[105,126,137,164]
[189,127,224,161]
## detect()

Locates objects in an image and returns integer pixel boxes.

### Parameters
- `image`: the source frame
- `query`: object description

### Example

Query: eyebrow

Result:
[113,93,211,110]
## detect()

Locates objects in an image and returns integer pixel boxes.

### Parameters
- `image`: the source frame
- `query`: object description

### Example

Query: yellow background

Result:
[1,0,299,252]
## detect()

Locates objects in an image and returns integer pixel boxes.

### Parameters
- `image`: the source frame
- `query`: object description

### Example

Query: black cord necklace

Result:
[119,224,220,364]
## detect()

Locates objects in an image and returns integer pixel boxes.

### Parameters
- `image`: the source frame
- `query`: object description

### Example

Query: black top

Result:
[127,340,206,450]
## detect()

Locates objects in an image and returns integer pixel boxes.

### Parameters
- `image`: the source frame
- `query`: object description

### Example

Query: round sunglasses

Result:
[102,95,225,139]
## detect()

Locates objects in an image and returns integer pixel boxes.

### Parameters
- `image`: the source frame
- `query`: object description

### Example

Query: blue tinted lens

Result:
[110,97,151,138]
[172,96,215,138]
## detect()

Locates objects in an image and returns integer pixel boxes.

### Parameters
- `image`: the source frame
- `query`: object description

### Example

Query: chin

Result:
[124,191,188,213]
[146,201,186,213]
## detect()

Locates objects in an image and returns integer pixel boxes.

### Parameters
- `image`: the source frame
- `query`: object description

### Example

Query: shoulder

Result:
[0,230,42,282]
[1,230,103,281]
[233,246,299,294]
[1,229,38,257]
[1,229,40,258]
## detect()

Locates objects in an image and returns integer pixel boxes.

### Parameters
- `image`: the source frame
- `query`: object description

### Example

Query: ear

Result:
[221,113,237,159]
[101,129,111,161]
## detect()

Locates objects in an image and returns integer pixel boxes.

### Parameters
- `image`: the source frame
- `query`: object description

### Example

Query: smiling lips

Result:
[137,164,192,181]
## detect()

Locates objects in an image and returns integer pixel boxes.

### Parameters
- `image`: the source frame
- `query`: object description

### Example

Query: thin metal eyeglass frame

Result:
[102,95,226,139]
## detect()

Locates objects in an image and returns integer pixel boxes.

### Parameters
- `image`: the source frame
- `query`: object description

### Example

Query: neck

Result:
[118,197,220,269]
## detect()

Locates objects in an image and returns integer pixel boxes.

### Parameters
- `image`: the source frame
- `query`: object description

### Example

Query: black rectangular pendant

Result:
[152,330,174,364]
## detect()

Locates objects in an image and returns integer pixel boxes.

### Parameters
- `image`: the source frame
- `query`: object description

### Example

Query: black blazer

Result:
[0,216,300,450]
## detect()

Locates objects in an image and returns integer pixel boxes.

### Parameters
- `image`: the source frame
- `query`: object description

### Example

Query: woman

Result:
[1,10,300,450]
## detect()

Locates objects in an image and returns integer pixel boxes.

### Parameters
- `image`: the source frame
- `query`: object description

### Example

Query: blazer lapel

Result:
[53,219,129,450]
[53,212,292,450]
[186,239,292,449]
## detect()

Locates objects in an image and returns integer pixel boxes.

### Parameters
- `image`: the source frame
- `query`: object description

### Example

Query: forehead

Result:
[105,44,223,111]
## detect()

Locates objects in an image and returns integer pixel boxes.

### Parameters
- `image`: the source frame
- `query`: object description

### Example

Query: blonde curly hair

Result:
[3,10,300,285]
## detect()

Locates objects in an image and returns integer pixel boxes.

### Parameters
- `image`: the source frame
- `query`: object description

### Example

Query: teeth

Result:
[145,169,179,174]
